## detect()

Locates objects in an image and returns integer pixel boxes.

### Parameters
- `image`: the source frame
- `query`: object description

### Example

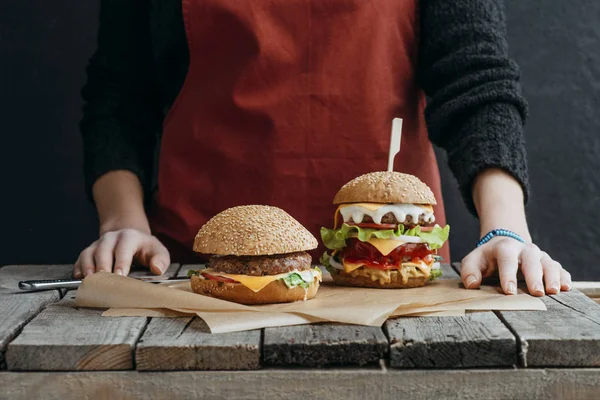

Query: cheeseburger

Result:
[188,205,322,304]
[320,171,449,288]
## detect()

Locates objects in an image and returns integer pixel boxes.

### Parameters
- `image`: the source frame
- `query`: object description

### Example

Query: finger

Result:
[136,237,171,275]
[94,233,119,273]
[73,256,83,279]
[520,244,544,296]
[538,252,561,294]
[560,268,572,291]
[460,250,487,289]
[148,240,171,275]
[493,239,520,295]
[80,246,96,277]
[113,232,139,276]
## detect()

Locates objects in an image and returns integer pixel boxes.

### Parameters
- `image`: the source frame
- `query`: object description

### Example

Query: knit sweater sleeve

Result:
[80,0,161,202]
[418,0,529,216]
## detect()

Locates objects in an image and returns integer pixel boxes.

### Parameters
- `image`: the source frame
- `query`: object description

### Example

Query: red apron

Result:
[151,0,449,263]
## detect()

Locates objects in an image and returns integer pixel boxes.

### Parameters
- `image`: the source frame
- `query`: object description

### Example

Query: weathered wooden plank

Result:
[177,264,205,278]
[136,317,260,371]
[0,291,60,369]
[3,369,600,400]
[0,265,73,294]
[5,291,147,371]
[263,324,388,367]
[386,262,516,368]
[385,312,516,368]
[498,289,600,367]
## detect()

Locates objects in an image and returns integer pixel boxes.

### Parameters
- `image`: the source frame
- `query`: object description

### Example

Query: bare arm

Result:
[461,168,571,296]
[93,170,150,235]
[74,171,170,278]
[472,168,530,242]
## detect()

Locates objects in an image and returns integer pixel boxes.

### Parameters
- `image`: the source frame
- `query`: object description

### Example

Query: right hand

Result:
[74,229,171,278]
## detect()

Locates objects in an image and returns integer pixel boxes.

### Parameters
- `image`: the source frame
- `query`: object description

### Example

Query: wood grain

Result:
[5,291,147,371]
[385,312,516,368]
[3,369,600,400]
[0,291,60,369]
[0,265,73,294]
[263,324,388,367]
[498,289,600,367]
[136,317,260,371]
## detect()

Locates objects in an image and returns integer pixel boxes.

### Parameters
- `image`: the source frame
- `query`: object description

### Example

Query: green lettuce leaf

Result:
[429,268,443,281]
[320,223,450,250]
[281,273,311,289]
[319,252,331,267]
[187,269,200,278]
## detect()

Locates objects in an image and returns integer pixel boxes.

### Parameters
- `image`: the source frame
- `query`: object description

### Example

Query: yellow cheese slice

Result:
[339,203,386,211]
[342,260,366,273]
[201,269,321,293]
[365,238,405,256]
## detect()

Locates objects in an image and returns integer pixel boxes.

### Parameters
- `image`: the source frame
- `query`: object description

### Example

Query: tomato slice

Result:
[200,272,238,283]
[346,222,397,230]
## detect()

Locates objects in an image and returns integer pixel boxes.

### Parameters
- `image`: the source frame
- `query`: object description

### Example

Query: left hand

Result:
[460,237,572,296]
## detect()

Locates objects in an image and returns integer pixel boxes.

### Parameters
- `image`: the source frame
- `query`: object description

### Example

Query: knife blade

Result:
[18,277,189,291]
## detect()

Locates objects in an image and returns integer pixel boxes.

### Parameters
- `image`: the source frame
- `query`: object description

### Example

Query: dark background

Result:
[1,1,599,278]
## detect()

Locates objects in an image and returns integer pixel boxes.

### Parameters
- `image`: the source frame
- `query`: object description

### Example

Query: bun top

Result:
[193,205,318,256]
[333,171,437,205]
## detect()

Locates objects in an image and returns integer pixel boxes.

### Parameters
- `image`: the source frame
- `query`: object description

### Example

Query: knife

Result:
[18,277,189,291]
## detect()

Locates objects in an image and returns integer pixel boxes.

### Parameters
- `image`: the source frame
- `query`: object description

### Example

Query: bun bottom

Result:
[329,268,427,289]
[191,276,320,305]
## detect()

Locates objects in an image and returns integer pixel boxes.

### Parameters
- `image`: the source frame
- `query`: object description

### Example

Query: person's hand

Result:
[460,237,572,296]
[74,229,170,278]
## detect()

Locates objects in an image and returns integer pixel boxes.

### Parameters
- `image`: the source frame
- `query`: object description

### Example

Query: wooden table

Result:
[1,264,600,400]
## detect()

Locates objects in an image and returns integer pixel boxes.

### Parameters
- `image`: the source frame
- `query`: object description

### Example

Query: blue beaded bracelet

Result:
[476,229,526,247]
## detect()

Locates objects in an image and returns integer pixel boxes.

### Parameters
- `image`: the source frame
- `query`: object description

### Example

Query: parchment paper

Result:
[75,272,545,333]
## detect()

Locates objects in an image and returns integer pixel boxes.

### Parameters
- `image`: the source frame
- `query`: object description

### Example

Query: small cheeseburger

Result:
[189,205,322,304]
[320,171,450,288]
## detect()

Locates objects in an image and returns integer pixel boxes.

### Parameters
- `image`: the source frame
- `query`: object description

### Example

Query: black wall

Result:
[1,1,599,278]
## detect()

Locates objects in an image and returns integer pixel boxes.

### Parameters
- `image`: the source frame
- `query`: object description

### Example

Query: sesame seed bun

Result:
[190,275,320,305]
[329,268,427,289]
[193,205,318,256]
[333,171,436,205]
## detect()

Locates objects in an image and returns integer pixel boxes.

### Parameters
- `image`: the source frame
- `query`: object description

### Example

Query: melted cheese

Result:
[365,238,405,256]
[201,268,322,293]
[342,260,432,282]
[348,265,427,285]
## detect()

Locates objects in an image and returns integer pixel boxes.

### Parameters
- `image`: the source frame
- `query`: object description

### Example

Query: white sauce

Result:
[297,269,318,282]
[340,204,435,225]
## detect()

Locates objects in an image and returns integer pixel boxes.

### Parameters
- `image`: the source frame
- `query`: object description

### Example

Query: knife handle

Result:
[19,279,82,291]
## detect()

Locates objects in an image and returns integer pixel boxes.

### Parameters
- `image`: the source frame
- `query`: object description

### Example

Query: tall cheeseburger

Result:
[320,172,450,288]
[189,205,322,304]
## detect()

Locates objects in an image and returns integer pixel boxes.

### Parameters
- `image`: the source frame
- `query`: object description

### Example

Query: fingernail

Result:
[507,282,517,295]
[154,261,165,274]
[74,271,82,279]
[465,275,477,289]
[549,281,560,294]
[115,269,124,276]
[533,282,544,295]
[565,282,572,291]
